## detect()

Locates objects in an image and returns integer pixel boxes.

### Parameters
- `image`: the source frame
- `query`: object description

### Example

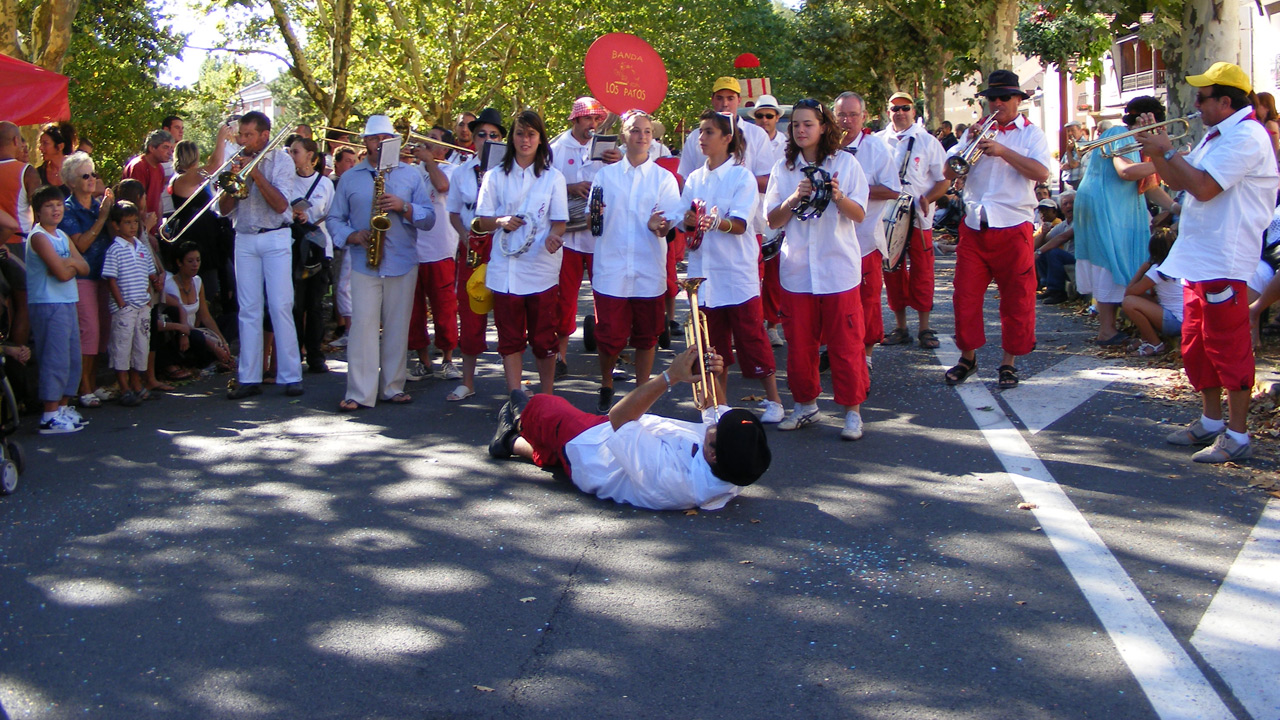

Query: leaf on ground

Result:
[739,560,754,565]
[749,518,761,524]
[1031,526,1042,532]
[684,509,698,516]
[473,685,495,693]
[1016,600,1027,606]
[977,406,994,411]
[519,597,536,603]
[1017,502,1038,511]
[741,394,763,402]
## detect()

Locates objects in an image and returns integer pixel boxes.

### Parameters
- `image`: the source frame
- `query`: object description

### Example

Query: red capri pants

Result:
[884,226,935,314]
[520,393,609,474]
[702,297,776,379]
[493,287,559,358]
[1181,279,1254,393]
[408,258,459,354]
[556,247,594,338]
[781,287,867,406]
[860,250,884,346]
[593,292,664,356]
[952,222,1036,356]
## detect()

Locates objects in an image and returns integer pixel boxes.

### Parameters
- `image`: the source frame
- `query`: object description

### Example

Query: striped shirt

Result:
[101,236,155,311]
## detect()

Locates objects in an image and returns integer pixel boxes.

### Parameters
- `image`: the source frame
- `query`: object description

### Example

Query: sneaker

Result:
[841,411,864,441]
[767,326,785,347]
[1192,434,1252,463]
[439,362,462,381]
[227,383,262,400]
[329,335,349,348]
[406,361,432,382]
[778,404,820,431]
[668,320,684,338]
[119,391,142,407]
[59,405,87,426]
[1130,341,1166,357]
[39,414,82,434]
[284,382,305,397]
[597,386,615,414]
[1166,418,1222,446]
[510,388,530,416]
[1041,292,1068,305]
[488,401,519,459]
[760,400,784,424]
[819,350,830,374]
[93,386,118,402]
[555,358,568,379]
[78,393,101,408]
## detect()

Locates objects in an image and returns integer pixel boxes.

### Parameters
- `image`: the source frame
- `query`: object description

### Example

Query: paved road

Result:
[2,258,1276,719]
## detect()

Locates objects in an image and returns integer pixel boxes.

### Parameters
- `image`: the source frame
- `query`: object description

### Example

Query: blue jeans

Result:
[1037,249,1075,292]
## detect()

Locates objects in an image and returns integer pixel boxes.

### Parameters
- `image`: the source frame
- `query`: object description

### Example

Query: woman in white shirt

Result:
[474,110,569,396]
[680,110,784,423]
[588,110,685,413]
[764,98,871,441]
[288,136,335,373]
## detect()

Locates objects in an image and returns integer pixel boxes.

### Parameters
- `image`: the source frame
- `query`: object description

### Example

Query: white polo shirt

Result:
[550,130,605,254]
[589,156,684,299]
[446,157,483,232]
[844,132,900,257]
[681,161,760,308]
[414,162,458,263]
[879,122,948,225]
[764,150,869,295]
[951,114,1052,230]
[1160,107,1279,283]
[476,163,569,295]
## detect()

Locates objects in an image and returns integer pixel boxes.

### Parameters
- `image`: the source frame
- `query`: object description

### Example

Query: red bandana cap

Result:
[569,97,608,121]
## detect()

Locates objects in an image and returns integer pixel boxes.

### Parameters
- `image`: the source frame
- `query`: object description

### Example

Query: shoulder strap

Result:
[897,137,915,184]
[303,172,324,200]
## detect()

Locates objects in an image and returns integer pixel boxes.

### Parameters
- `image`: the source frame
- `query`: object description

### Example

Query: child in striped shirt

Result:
[102,201,159,407]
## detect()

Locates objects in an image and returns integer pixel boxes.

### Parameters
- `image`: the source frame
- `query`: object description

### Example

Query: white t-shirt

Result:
[764,151,869,295]
[844,132,901,257]
[446,157,483,233]
[550,131,605,254]
[414,162,458,263]
[951,114,1052,230]
[880,122,948,225]
[589,156,683,298]
[476,163,568,295]
[680,161,760,308]
[291,171,335,256]
[1145,263,1184,321]
[564,415,742,511]
[1159,107,1280,283]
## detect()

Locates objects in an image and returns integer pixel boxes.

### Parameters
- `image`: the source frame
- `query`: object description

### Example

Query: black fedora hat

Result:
[469,107,507,137]
[978,69,1030,99]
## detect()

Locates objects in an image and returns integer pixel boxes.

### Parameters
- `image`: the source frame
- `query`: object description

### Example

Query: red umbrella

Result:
[0,53,71,126]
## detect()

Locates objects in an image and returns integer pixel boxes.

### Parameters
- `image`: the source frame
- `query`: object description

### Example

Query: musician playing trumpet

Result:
[942,70,1051,391]
[326,115,435,411]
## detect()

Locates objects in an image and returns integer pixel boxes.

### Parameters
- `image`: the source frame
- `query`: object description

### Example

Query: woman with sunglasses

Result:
[287,135,334,374]
[57,151,114,408]
[474,110,569,398]
[681,109,785,424]
[764,98,869,440]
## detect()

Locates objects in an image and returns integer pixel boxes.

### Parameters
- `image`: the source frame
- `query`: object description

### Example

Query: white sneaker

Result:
[778,404,820,431]
[406,361,432,382]
[59,405,88,426]
[39,414,82,434]
[330,335,349,348]
[439,361,462,380]
[760,400,784,424]
[1191,433,1252,463]
[767,326,785,347]
[841,411,864,441]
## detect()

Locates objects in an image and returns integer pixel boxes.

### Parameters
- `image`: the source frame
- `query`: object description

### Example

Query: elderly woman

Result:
[57,151,114,407]
[37,122,77,197]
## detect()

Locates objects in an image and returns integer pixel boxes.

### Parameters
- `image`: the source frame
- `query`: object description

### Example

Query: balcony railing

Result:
[1120,70,1167,92]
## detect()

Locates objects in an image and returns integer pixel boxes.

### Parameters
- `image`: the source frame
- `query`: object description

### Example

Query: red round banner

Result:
[584,33,668,115]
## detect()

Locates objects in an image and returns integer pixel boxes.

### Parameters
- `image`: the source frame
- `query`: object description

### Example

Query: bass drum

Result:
[882,193,915,272]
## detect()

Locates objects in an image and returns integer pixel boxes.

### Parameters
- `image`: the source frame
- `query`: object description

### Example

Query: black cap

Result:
[978,69,1030,99]
[469,107,507,138]
[713,409,771,486]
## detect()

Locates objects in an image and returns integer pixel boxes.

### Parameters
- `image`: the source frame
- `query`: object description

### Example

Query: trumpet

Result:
[682,278,720,419]
[946,114,999,176]
[1076,112,1200,159]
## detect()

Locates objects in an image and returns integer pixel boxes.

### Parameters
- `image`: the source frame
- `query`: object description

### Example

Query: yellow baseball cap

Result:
[712,76,741,95]
[888,92,914,105]
[1186,62,1252,94]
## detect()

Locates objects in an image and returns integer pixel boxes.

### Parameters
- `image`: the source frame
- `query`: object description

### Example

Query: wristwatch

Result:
[1163,147,1179,162]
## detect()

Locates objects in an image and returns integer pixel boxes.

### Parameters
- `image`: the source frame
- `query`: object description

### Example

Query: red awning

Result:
[0,53,71,126]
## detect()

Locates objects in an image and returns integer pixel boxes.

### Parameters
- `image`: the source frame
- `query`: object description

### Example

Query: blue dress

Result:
[1073,125,1149,288]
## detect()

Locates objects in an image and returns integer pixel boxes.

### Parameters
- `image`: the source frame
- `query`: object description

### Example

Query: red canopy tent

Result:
[0,53,71,126]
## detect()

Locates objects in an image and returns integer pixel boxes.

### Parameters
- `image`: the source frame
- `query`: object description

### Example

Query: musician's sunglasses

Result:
[889,105,913,113]
[988,94,1016,103]
[473,131,502,140]
[793,99,824,112]
[754,112,777,120]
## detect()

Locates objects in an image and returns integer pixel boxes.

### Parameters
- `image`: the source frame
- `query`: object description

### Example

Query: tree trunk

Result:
[1167,0,1239,119]
[981,0,1020,75]
[922,51,951,129]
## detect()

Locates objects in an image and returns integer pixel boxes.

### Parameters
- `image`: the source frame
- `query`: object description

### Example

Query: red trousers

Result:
[593,293,664,356]
[952,222,1036,356]
[494,287,559,358]
[665,234,686,300]
[761,253,783,324]
[556,247,594,338]
[860,250,884,346]
[408,259,459,354]
[885,227,935,314]
[703,297,776,379]
[521,394,608,474]
[1181,279,1254,393]
[781,287,867,406]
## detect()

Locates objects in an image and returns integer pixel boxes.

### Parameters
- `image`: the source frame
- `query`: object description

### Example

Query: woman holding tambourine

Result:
[474,110,569,397]
[763,98,870,441]
[680,109,784,424]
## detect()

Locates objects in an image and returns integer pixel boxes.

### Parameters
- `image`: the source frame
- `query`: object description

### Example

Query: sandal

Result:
[1096,332,1129,347]
[917,329,940,349]
[337,399,362,412]
[147,382,175,392]
[446,384,475,402]
[945,356,977,386]
[386,392,413,404]
[164,366,193,380]
[882,327,911,346]
[997,364,1020,390]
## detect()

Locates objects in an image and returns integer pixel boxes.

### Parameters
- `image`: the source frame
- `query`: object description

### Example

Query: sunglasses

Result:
[794,98,824,112]
[80,172,99,179]
[754,112,778,120]
[989,94,1016,103]
[889,105,913,113]
[473,131,502,139]
[1195,92,1216,103]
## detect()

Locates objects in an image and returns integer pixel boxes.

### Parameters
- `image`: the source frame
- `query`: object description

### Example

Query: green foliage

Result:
[181,57,260,158]
[1016,5,1113,78]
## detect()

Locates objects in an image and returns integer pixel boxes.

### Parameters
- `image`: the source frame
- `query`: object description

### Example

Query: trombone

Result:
[1076,112,1200,159]
[161,146,244,241]
[681,277,720,419]
[404,128,475,156]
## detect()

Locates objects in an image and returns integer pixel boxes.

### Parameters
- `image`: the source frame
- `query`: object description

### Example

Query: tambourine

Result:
[793,166,832,221]
[589,186,604,237]
[687,200,709,250]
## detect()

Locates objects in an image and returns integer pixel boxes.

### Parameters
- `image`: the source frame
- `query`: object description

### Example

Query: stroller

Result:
[0,255,25,495]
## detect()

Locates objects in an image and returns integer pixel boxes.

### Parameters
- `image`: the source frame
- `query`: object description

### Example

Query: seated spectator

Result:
[1035,192,1076,304]
[57,152,114,407]
[156,242,232,374]
[1247,204,1280,349]
[1122,228,1181,356]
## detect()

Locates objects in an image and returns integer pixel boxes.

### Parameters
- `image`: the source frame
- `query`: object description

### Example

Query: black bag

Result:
[1263,240,1280,273]
[291,174,327,281]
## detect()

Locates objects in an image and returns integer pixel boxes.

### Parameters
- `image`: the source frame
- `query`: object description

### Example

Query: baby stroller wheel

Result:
[582,314,597,353]
[0,459,16,495]
[8,440,23,475]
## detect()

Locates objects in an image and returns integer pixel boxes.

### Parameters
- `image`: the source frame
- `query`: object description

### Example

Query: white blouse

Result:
[680,161,760,308]
[589,157,683,298]
[476,162,569,295]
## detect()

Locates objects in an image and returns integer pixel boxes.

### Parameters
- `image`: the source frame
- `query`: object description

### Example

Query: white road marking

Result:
[1000,355,1120,434]
[937,339,1234,720]
[1191,497,1280,720]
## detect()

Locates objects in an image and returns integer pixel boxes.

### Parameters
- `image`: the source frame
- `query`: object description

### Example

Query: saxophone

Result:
[367,168,392,269]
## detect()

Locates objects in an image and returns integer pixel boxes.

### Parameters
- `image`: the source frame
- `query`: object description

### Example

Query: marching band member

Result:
[588,110,684,413]
[550,97,619,378]
[1137,62,1279,463]
[764,98,869,440]
[878,92,949,349]
[326,115,436,411]
[835,91,900,370]
[474,110,569,397]
[406,126,461,383]
[219,111,304,400]
[450,112,477,164]
[753,95,788,347]
[445,108,506,402]
[681,110,784,423]
[943,70,1051,390]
